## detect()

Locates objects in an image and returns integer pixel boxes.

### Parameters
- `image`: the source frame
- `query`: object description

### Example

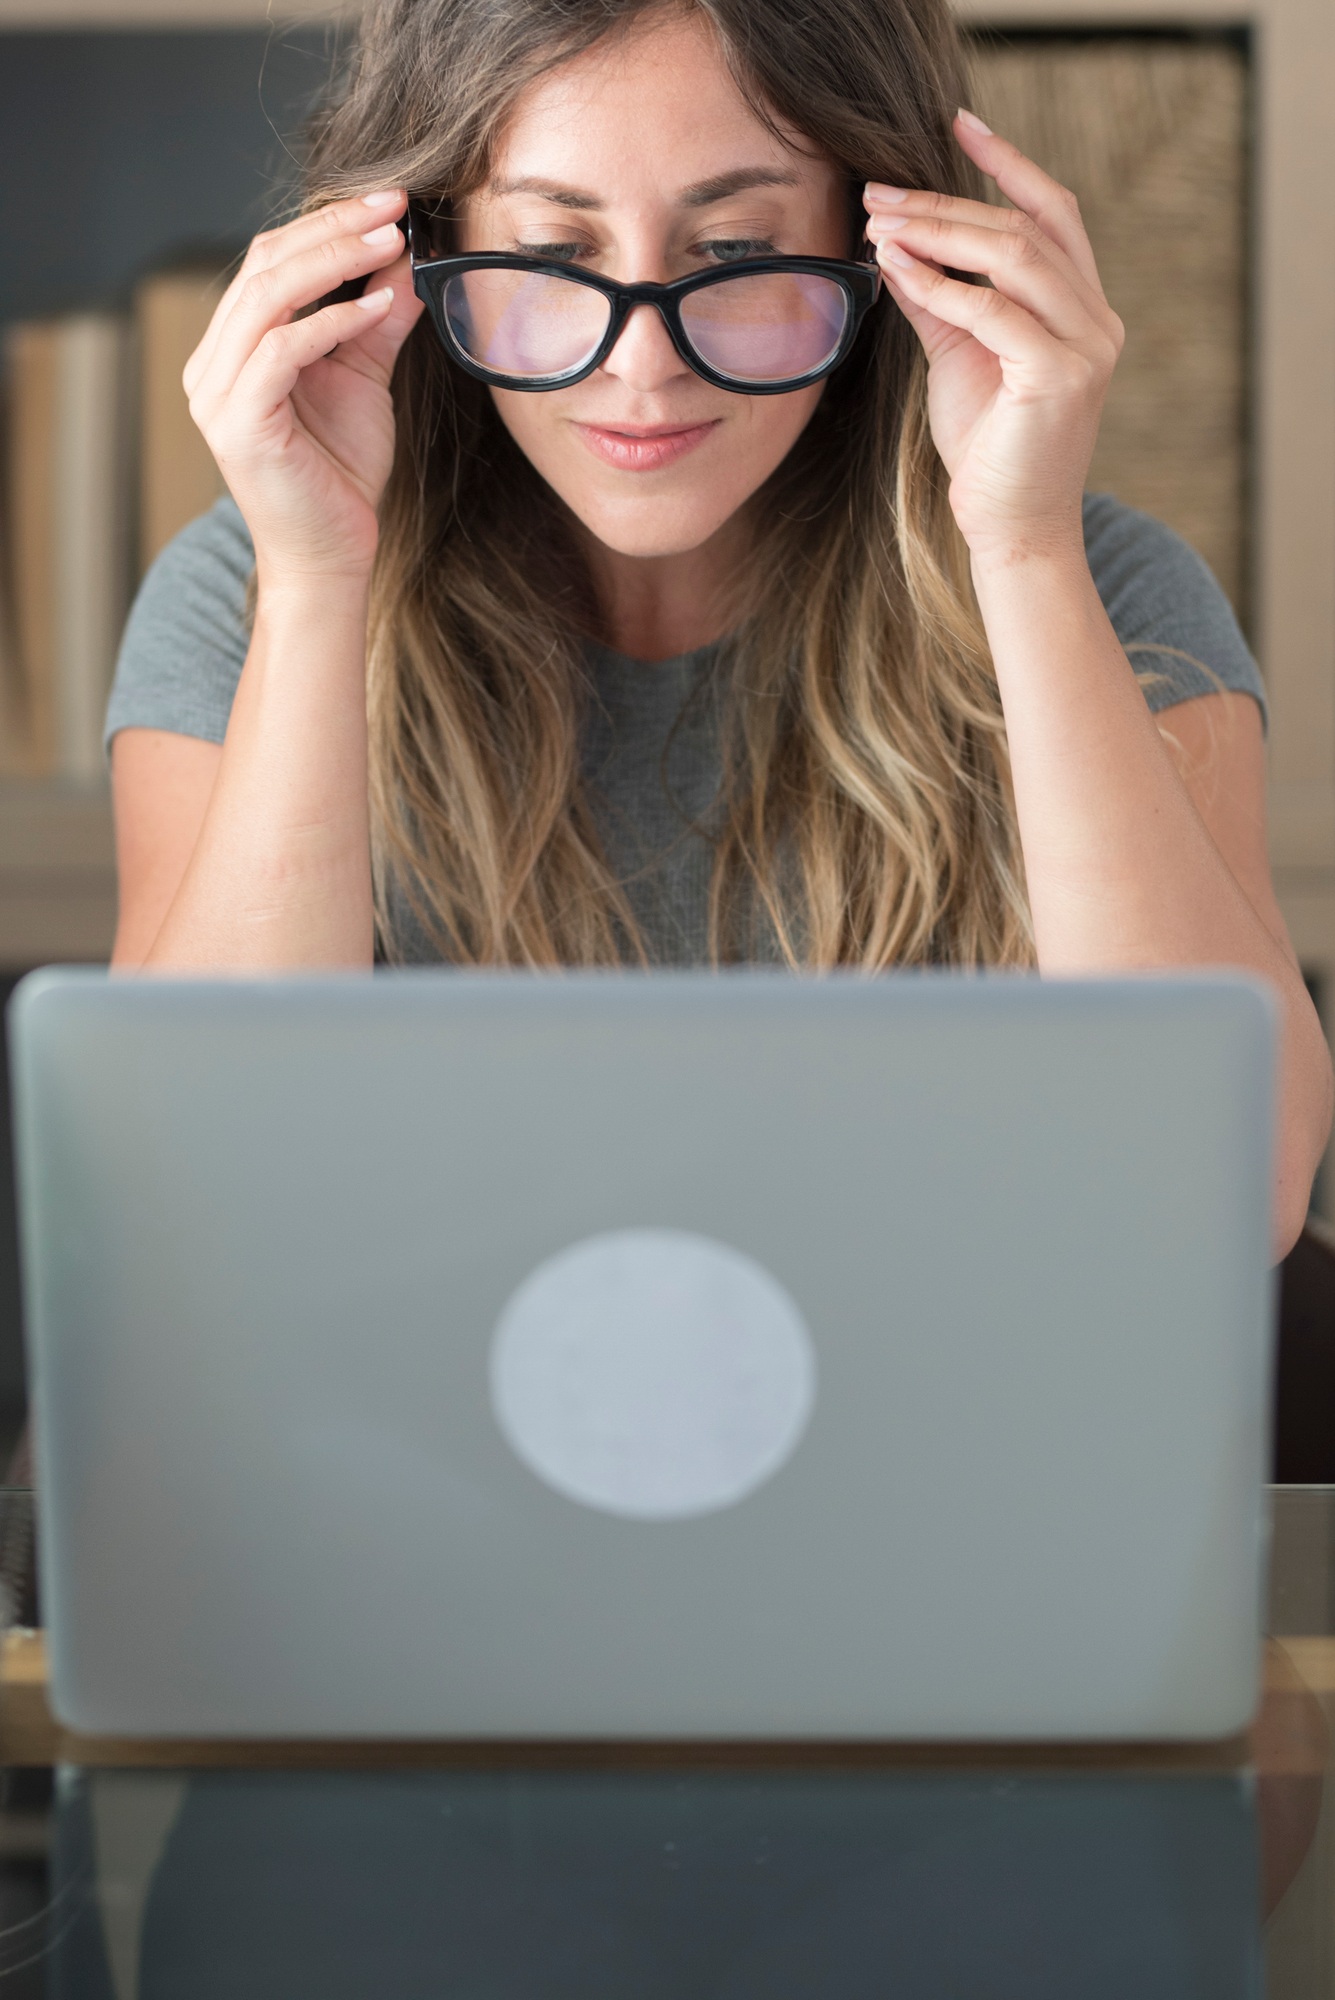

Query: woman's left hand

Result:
[864,111,1124,566]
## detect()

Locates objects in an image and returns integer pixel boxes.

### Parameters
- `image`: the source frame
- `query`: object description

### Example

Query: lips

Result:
[573,420,722,472]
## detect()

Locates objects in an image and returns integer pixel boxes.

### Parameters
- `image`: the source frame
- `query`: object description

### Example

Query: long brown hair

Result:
[303,0,1033,968]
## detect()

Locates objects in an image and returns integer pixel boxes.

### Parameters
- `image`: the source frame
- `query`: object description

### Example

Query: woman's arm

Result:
[974,557,1330,1258]
[112,582,374,969]
[112,188,423,972]
[865,114,1333,1259]
[111,730,219,965]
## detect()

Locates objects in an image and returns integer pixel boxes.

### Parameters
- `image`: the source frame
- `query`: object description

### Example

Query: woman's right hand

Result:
[183,190,424,589]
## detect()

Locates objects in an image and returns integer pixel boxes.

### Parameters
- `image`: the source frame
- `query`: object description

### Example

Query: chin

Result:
[577,513,739,560]
[563,485,752,560]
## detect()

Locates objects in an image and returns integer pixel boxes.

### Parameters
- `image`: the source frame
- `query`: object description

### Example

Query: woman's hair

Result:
[303,0,1034,968]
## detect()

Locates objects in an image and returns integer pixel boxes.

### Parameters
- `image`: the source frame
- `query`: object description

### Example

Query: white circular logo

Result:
[489,1229,817,1520]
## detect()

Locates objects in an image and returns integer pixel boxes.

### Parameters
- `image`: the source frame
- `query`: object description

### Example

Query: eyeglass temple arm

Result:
[405,196,462,267]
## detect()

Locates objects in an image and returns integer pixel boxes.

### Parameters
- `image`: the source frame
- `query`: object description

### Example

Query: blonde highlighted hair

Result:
[303,0,1034,968]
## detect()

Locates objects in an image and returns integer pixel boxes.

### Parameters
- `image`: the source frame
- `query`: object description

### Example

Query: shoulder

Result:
[1081,492,1268,730]
[106,497,256,750]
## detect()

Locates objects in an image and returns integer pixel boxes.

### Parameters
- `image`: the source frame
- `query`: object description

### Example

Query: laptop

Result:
[9,967,1274,1741]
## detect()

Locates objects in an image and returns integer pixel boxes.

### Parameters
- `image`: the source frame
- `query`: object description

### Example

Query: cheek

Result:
[489,386,825,556]
[489,390,562,479]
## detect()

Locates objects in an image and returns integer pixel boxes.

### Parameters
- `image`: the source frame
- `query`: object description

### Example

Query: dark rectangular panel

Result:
[0,26,343,324]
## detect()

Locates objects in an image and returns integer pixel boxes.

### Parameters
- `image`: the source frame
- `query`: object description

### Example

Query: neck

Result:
[580,514,751,662]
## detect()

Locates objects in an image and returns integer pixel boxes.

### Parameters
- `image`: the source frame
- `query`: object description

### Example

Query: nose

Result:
[599,300,693,393]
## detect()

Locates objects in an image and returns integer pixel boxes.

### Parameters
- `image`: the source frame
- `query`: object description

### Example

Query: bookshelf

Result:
[0,13,341,967]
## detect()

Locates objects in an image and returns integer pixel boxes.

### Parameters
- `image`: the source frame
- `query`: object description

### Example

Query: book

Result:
[3,315,135,781]
[57,315,135,782]
[0,267,225,784]
[5,321,59,774]
[136,266,227,575]
[0,378,26,780]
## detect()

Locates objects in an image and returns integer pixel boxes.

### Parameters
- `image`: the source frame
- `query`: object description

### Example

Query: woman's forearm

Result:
[868,117,1331,1247]
[117,187,421,973]
[976,545,1257,957]
[140,579,376,971]
[974,543,1333,1255]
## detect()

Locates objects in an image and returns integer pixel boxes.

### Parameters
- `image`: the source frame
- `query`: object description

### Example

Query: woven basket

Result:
[970,38,1248,619]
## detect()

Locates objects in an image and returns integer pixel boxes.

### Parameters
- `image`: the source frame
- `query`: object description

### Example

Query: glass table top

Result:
[0,1488,1330,1996]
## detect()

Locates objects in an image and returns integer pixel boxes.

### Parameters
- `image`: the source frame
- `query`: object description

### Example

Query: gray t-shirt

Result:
[107,492,1267,966]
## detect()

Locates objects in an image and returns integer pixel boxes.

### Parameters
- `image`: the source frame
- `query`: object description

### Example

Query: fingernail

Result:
[362,189,402,209]
[357,285,394,309]
[865,185,909,205]
[886,246,916,269]
[868,214,909,232]
[360,222,401,246]
[957,108,991,135]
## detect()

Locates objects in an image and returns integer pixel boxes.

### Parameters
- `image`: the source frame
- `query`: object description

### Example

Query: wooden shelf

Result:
[0,780,115,967]
[0,1627,1284,1770]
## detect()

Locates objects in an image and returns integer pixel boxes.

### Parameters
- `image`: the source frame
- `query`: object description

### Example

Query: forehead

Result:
[485,10,835,204]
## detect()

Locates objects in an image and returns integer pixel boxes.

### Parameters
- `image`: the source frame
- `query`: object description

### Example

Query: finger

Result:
[863,183,1104,319]
[865,212,1102,347]
[218,290,396,445]
[881,269,973,369]
[877,243,1069,378]
[190,223,407,417]
[186,190,405,393]
[193,214,404,395]
[317,259,424,386]
[951,111,1103,295]
[247,189,407,278]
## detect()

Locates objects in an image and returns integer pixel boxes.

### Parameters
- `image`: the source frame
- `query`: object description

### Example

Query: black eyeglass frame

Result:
[406,201,882,395]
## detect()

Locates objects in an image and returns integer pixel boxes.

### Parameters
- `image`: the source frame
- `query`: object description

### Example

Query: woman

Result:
[107,0,1331,1252]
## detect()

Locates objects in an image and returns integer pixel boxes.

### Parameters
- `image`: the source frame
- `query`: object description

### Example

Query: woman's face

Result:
[458,9,851,562]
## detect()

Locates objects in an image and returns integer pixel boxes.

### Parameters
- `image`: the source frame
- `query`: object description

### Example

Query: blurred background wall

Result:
[973,35,1249,618]
[0,0,1330,1444]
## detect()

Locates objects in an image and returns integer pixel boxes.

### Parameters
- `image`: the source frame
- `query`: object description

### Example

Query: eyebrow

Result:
[487,167,801,211]
[681,167,801,207]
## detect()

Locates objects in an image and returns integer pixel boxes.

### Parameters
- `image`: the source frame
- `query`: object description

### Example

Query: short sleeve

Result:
[105,497,255,752]
[1081,493,1267,733]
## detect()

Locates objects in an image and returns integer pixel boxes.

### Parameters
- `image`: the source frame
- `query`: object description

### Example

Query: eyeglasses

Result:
[406,200,881,395]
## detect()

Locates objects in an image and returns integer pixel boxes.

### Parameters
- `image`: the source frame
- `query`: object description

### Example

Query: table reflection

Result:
[44,1764,1259,1999]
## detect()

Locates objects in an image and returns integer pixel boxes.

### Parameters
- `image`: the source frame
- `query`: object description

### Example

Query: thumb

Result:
[338,259,425,383]
[884,272,967,367]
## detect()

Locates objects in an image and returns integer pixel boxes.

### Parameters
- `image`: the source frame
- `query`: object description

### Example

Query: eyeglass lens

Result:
[445,269,611,380]
[443,267,850,384]
[678,272,848,384]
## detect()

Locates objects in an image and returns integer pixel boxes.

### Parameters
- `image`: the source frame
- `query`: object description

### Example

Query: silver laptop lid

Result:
[11,969,1274,1740]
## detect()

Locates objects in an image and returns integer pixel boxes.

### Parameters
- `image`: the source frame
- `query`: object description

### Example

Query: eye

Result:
[513,241,585,263]
[700,238,776,263]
